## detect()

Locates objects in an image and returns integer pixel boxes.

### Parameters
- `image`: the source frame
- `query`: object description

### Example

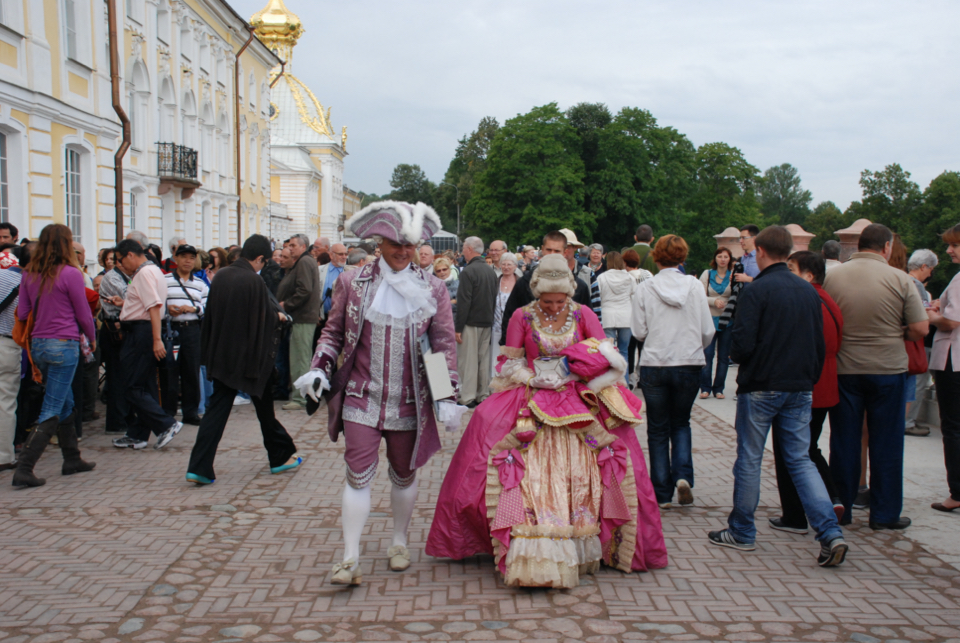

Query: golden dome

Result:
[251,0,304,66]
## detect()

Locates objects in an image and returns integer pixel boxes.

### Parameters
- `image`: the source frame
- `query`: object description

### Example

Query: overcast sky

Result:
[236,0,959,213]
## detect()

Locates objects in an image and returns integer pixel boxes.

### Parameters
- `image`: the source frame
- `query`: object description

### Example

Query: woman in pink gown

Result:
[426,255,668,588]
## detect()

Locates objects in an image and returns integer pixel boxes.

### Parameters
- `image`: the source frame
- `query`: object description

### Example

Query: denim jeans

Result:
[604,327,632,385]
[198,365,214,415]
[31,338,79,424]
[639,365,701,503]
[700,326,732,394]
[729,390,841,544]
[830,373,906,524]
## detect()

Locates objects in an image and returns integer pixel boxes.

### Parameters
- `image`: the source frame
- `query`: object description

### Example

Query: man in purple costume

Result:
[297,201,460,586]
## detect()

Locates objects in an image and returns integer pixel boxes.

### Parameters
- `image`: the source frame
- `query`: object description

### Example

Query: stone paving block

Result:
[0,402,959,642]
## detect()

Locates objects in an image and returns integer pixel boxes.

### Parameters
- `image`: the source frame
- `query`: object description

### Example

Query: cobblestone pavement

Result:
[1,400,959,643]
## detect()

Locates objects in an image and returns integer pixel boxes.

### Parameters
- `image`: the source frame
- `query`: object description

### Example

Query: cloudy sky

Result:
[235,0,959,213]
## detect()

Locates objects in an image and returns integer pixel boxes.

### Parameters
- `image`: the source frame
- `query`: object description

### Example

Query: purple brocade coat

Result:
[312,261,459,470]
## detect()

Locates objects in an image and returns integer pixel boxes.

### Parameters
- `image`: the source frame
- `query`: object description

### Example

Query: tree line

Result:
[363,102,960,294]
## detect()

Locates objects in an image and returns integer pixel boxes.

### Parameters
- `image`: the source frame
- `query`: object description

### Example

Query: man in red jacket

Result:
[770,251,845,533]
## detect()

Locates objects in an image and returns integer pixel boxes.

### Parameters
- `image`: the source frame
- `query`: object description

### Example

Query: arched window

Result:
[128,60,150,151]
[182,89,197,150]
[158,75,176,142]
[200,101,214,174]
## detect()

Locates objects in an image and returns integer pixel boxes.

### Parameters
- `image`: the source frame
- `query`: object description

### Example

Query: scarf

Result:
[709,269,731,297]
[369,258,437,320]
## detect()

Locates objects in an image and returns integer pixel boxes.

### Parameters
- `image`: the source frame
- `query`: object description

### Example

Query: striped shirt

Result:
[99,268,130,320]
[163,271,208,321]
[0,268,21,336]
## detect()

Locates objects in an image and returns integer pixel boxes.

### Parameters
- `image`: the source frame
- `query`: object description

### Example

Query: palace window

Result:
[129,191,137,232]
[65,149,82,242]
[63,0,78,60]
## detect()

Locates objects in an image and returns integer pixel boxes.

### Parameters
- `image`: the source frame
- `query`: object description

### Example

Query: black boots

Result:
[12,416,59,488]
[11,414,96,487]
[58,413,96,476]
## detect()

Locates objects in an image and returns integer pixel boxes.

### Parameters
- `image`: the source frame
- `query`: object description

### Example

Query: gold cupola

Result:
[250,0,304,68]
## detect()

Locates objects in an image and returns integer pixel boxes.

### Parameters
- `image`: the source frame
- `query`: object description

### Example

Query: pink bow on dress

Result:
[490,449,527,573]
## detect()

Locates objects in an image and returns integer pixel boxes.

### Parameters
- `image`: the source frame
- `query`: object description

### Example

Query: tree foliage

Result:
[804,201,851,252]
[387,164,436,206]
[464,103,590,244]
[435,116,500,234]
[759,163,812,226]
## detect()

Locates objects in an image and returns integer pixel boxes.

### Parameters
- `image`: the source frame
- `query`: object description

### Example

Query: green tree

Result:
[917,171,960,295]
[435,116,500,234]
[585,107,696,248]
[804,201,852,252]
[759,163,812,225]
[465,103,589,244]
[684,142,764,272]
[845,163,922,248]
[387,164,436,206]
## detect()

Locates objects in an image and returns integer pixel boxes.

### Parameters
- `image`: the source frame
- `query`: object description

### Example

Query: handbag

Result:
[905,338,928,376]
[12,284,43,383]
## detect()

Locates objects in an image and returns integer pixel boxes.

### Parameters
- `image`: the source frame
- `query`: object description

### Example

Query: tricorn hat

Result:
[346,201,442,245]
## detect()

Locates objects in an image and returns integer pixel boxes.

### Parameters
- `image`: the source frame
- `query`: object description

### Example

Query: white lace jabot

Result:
[369,258,437,320]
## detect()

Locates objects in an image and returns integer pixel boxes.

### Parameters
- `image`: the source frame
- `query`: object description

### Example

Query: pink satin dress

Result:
[426,302,668,588]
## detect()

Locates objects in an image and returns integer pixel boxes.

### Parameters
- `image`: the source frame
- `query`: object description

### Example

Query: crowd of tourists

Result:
[0,204,957,588]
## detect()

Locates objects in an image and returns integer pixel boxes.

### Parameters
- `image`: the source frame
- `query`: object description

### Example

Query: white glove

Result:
[528,372,568,390]
[293,370,330,403]
[436,401,468,431]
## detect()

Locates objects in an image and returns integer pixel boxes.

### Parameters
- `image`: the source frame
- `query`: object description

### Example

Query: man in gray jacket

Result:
[277,233,321,410]
[456,236,497,407]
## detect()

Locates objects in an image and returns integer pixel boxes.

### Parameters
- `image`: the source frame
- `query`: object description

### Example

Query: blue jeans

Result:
[639,365,700,503]
[604,327,631,385]
[31,338,79,424]
[198,365,214,415]
[830,373,906,524]
[700,326,732,394]
[729,390,841,544]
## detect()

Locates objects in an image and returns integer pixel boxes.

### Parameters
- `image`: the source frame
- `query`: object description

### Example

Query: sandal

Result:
[331,559,362,585]
[699,392,710,399]
[714,393,725,399]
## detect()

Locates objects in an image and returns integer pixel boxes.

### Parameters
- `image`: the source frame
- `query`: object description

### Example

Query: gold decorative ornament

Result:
[250,0,304,67]
[341,126,348,151]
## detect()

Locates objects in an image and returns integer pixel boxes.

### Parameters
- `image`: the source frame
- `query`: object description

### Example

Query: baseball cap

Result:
[558,228,584,248]
[174,244,198,256]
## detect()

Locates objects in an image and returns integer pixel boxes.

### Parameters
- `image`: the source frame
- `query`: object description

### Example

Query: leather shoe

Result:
[931,502,959,513]
[869,517,911,530]
[182,415,202,426]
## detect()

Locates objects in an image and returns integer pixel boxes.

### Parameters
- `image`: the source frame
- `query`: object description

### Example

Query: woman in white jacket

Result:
[597,251,634,384]
[631,235,715,509]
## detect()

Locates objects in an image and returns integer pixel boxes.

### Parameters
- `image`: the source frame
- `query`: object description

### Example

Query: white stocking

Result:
[390,480,419,548]
[341,483,371,562]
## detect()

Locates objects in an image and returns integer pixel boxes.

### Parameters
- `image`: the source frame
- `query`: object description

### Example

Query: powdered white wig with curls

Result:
[530,254,576,298]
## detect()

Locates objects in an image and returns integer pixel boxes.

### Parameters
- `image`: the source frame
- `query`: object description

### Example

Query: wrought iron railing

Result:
[156,143,198,181]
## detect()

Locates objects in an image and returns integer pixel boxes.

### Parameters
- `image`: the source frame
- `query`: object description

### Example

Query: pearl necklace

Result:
[538,300,568,323]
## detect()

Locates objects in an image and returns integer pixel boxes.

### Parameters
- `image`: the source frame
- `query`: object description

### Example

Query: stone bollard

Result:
[714,227,744,259]
[784,224,815,252]
[834,218,873,262]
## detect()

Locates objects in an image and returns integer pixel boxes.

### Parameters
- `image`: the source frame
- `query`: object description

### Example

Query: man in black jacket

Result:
[185,235,300,485]
[499,230,592,346]
[456,236,497,407]
[708,225,848,568]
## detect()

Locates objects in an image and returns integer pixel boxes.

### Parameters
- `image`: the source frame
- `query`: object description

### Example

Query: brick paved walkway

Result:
[1,401,958,643]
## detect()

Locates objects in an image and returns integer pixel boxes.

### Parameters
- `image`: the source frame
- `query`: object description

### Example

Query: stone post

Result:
[835,218,873,262]
[785,224,815,252]
[714,227,744,259]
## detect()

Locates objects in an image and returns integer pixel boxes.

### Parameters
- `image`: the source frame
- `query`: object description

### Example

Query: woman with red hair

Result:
[630,235,715,508]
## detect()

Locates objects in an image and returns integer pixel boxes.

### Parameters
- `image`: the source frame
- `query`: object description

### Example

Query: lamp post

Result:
[440,181,460,239]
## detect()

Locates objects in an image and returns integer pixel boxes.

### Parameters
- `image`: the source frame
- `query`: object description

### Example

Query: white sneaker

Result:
[233,395,251,406]
[154,421,182,450]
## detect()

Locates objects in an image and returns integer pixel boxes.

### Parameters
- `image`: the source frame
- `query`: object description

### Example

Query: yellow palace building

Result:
[0,0,283,265]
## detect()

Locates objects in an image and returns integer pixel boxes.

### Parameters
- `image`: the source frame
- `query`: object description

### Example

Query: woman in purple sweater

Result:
[12,224,96,488]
